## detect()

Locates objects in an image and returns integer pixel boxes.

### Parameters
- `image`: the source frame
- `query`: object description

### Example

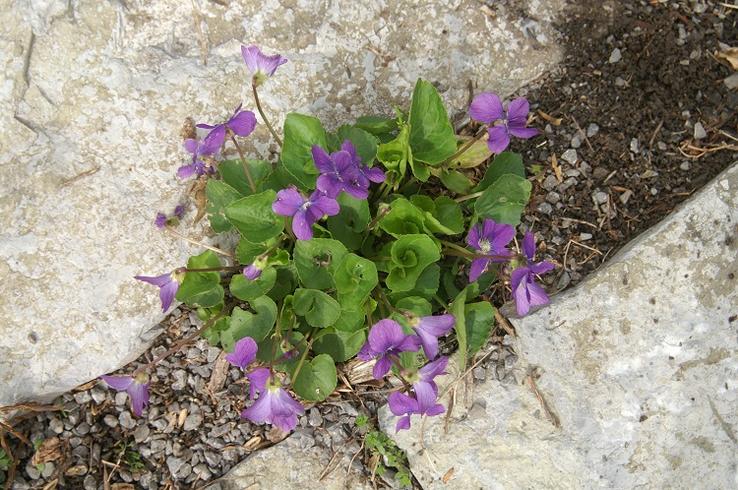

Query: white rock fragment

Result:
[609,48,622,63]
[693,122,707,140]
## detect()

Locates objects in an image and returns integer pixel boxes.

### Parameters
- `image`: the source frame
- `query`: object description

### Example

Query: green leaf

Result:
[280,113,328,189]
[377,124,411,182]
[386,235,441,292]
[410,159,431,181]
[229,267,277,301]
[293,238,348,290]
[219,159,272,195]
[225,190,283,243]
[388,263,440,302]
[408,79,456,165]
[176,251,224,308]
[336,125,379,163]
[219,297,278,351]
[333,307,367,332]
[452,137,492,168]
[379,198,428,237]
[268,265,299,302]
[312,328,366,362]
[475,152,526,192]
[395,296,432,317]
[439,169,473,194]
[291,354,337,402]
[235,239,268,265]
[474,173,532,225]
[450,288,468,369]
[464,302,495,357]
[409,195,464,235]
[205,180,242,232]
[355,115,398,140]
[433,196,464,234]
[293,288,341,328]
[334,253,378,304]
[326,194,370,250]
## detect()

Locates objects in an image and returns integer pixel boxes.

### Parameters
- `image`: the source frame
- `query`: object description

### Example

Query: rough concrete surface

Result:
[383,163,738,489]
[0,0,567,405]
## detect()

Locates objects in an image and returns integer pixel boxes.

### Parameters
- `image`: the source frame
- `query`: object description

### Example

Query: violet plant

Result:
[104,45,554,434]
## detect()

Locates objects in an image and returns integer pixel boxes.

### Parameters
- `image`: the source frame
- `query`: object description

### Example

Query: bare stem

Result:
[230,135,258,193]
[164,227,234,258]
[252,82,283,147]
[184,265,241,273]
[441,127,487,167]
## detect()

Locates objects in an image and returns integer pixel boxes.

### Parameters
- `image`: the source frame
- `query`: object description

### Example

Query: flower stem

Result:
[454,190,483,203]
[290,333,315,386]
[164,227,234,258]
[184,265,241,273]
[441,126,487,167]
[252,81,282,147]
[230,135,258,193]
[440,240,511,261]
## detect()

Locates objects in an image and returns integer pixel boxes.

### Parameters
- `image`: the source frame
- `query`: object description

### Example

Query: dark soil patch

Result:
[516,0,737,291]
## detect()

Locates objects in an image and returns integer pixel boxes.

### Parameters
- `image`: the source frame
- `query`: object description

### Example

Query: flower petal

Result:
[272,188,304,217]
[340,140,361,164]
[357,341,375,361]
[512,271,532,316]
[486,126,510,154]
[176,164,196,179]
[418,314,455,337]
[373,355,393,379]
[526,280,550,309]
[415,327,440,360]
[367,319,405,353]
[419,356,449,383]
[243,264,262,280]
[158,280,179,312]
[201,126,226,154]
[395,414,412,432]
[466,223,481,250]
[506,98,531,127]
[531,260,555,276]
[522,232,536,261]
[311,145,335,174]
[291,210,313,240]
[241,393,271,424]
[362,165,386,183]
[469,92,504,124]
[469,258,490,282]
[229,110,257,137]
[388,391,418,416]
[134,273,172,288]
[310,193,340,217]
[241,45,260,73]
[225,336,258,370]
[246,367,271,399]
[100,375,133,391]
[183,138,198,154]
[127,381,150,417]
[508,126,539,139]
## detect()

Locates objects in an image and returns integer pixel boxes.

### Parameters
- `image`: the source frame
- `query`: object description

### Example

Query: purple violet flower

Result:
[100,373,150,417]
[341,140,386,185]
[387,391,418,432]
[196,103,257,149]
[177,130,222,179]
[312,145,367,199]
[154,212,167,229]
[241,370,304,433]
[387,357,448,432]
[408,314,455,360]
[225,337,258,371]
[466,218,515,282]
[510,232,555,316]
[469,93,539,154]
[272,187,340,240]
[357,319,421,379]
[173,204,186,219]
[243,264,262,280]
[134,270,184,312]
[241,45,288,86]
